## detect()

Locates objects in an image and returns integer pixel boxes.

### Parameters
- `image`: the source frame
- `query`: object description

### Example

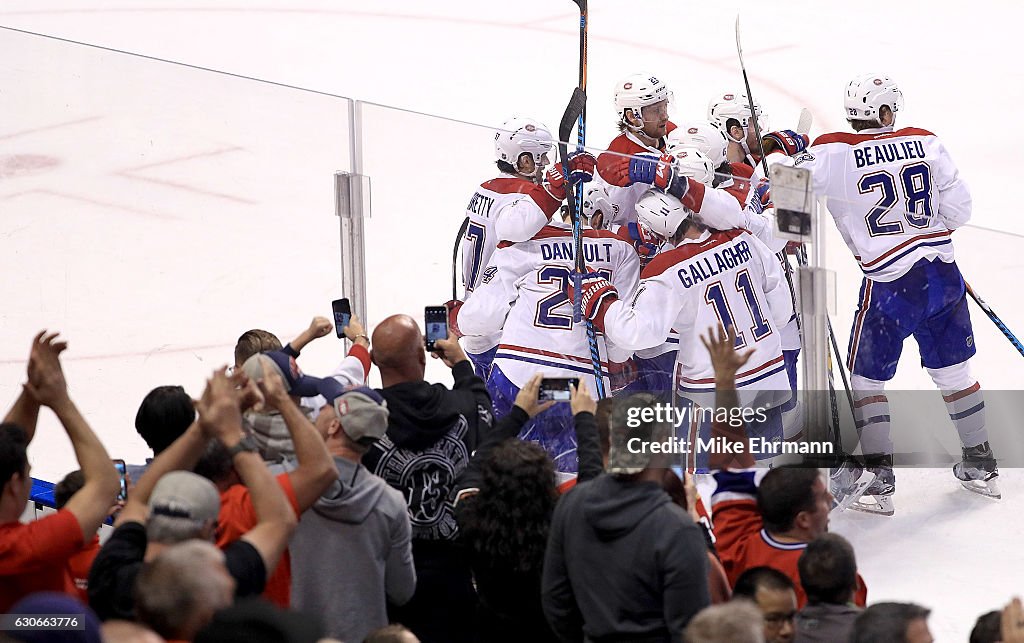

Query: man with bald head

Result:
[362,314,493,643]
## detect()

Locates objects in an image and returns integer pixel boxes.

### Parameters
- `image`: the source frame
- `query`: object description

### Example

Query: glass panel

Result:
[0,28,351,481]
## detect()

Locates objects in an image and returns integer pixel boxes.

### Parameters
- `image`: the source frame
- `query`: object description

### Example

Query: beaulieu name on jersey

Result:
[540,240,616,264]
[677,241,753,289]
[854,140,927,169]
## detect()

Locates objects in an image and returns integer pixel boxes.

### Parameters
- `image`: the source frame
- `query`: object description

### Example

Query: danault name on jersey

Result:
[853,140,927,168]
[676,240,753,289]
[540,240,616,264]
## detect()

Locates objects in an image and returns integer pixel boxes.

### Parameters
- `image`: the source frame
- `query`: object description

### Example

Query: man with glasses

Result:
[733,566,798,643]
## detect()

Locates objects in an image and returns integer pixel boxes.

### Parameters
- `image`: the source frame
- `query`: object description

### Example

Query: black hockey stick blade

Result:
[571,0,587,11]
[558,86,587,156]
[451,216,470,301]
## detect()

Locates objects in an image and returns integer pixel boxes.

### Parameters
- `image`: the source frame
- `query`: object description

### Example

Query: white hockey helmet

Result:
[669,147,716,186]
[581,183,617,227]
[666,120,729,167]
[494,117,555,169]
[707,91,769,141]
[614,73,673,128]
[844,73,903,123]
[636,190,690,241]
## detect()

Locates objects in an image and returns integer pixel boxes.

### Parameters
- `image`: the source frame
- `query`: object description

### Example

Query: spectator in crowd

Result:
[199,352,338,607]
[364,624,421,643]
[969,609,1000,643]
[238,316,371,467]
[133,540,236,641]
[794,533,862,642]
[194,598,325,643]
[53,469,111,603]
[542,392,710,641]
[290,384,416,642]
[455,374,600,643]
[88,367,296,620]
[361,316,493,643]
[127,385,195,482]
[8,591,104,643]
[234,329,284,368]
[0,331,120,612]
[850,602,934,643]
[684,601,765,643]
[699,326,866,610]
[733,566,797,643]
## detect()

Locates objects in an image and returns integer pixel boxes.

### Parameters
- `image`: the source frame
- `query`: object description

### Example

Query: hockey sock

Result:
[927,362,987,448]
[850,374,893,455]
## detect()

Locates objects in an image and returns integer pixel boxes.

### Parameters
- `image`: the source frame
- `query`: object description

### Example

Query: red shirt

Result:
[710,470,867,609]
[216,473,299,608]
[0,509,84,612]
[66,534,101,603]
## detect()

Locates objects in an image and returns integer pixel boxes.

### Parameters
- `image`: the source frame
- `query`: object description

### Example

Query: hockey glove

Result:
[566,150,597,185]
[566,271,619,329]
[625,222,661,267]
[628,153,674,189]
[749,179,773,214]
[761,129,809,156]
[444,299,464,338]
[543,164,570,201]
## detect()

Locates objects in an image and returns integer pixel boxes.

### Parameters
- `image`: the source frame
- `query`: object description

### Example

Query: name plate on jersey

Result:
[770,165,812,241]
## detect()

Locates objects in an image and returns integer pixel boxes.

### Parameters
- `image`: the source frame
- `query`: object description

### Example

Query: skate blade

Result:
[960,478,1001,499]
[850,493,894,516]
[831,471,876,513]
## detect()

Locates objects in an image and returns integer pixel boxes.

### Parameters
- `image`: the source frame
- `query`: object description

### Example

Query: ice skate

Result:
[953,441,1000,499]
[829,459,876,513]
[850,455,895,516]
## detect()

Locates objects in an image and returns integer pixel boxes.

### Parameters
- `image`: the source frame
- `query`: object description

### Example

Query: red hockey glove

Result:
[543,164,570,201]
[761,129,809,156]
[444,299,464,338]
[566,271,619,328]
[566,150,597,185]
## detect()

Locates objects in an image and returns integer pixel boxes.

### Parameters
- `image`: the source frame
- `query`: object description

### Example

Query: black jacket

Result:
[542,475,710,643]
[363,360,493,542]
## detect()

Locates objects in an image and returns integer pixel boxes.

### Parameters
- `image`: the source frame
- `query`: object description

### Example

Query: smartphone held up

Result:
[424,306,448,352]
[332,298,351,338]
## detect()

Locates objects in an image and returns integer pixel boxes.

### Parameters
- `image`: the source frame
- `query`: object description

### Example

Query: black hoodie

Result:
[363,360,493,542]
[542,475,710,643]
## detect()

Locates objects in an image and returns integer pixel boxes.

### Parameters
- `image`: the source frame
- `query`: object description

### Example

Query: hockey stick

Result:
[451,216,469,301]
[558,87,606,399]
[571,0,588,239]
[966,281,1024,357]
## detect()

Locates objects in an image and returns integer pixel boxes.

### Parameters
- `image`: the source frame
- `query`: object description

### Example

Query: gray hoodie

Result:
[290,456,415,642]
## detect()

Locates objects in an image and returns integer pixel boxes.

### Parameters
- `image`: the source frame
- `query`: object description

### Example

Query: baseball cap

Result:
[241,351,323,399]
[607,393,671,475]
[323,384,389,444]
[149,470,221,522]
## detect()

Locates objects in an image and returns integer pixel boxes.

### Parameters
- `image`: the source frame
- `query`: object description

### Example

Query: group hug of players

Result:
[445,72,1000,514]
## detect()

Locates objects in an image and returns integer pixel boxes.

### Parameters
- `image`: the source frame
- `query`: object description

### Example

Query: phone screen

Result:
[332,298,351,338]
[112,459,127,501]
[424,306,448,351]
[539,378,578,402]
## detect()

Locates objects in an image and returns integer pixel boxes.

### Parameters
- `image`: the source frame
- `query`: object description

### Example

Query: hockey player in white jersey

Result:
[708,90,771,181]
[457,207,639,475]
[450,116,596,379]
[572,189,794,470]
[760,73,998,509]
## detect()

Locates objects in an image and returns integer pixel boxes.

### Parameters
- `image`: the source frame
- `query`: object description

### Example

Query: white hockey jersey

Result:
[602,228,793,409]
[458,221,640,389]
[778,126,970,282]
[460,175,556,353]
